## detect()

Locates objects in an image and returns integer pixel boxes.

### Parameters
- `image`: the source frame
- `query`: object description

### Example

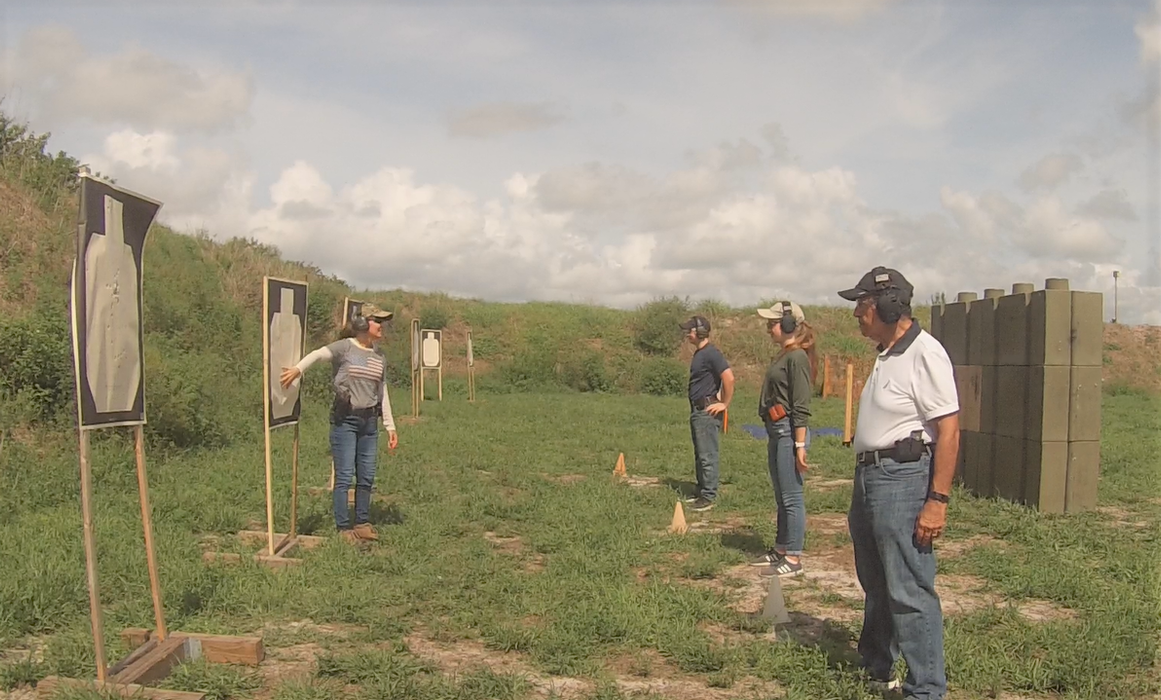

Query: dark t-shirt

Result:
[688,343,730,402]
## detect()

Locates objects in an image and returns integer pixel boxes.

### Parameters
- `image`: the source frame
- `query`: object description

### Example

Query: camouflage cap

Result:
[361,302,394,321]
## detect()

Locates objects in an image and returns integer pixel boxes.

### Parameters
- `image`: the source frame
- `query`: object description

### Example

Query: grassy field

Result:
[2,381,1158,700]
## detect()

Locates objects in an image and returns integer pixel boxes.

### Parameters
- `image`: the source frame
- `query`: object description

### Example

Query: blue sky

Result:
[3,0,1159,322]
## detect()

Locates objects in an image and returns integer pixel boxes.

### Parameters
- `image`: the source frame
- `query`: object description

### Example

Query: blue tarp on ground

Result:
[741,425,844,440]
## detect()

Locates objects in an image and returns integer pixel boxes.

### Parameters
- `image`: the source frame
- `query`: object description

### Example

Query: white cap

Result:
[757,300,805,324]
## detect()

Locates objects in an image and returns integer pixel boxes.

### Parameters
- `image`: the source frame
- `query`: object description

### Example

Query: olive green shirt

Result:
[758,348,813,427]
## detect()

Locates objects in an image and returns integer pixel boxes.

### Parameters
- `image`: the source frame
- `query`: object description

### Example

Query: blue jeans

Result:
[329,415,378,530]
[689,409,722,500]
[766,418,808,555]
[848,454,946,700]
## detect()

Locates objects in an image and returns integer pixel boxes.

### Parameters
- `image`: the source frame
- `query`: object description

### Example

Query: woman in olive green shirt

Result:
[752,301,818,577]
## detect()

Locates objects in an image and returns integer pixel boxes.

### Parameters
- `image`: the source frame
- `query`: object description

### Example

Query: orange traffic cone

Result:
[613,453,627,478]
[668,501,688,535]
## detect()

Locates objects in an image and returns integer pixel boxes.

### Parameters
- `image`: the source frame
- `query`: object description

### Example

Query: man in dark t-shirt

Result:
[680,315,735,511]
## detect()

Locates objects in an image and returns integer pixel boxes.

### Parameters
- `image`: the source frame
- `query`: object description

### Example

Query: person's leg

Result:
[689,412,704,500]
[329,417,357,532]
[353,416,379,530]
[751,423,786,566]
[775,423,805,563]
[760,419,805,577]
[848,464,898,685]
[690,410,720,506]
[768,425,787,553]
[864,456,947,700]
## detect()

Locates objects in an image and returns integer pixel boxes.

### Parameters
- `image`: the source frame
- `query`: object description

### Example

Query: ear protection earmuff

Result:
[779,302,797,334]
[350,315,370,333]
[694,317,709,339]
[872,273,906,324]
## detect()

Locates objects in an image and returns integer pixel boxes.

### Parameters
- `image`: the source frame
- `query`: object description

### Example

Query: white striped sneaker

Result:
[867,677,901,694]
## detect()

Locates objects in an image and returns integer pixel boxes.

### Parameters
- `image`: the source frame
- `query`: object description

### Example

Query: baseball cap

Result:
[837,266,914,302]
[757,300,805,324]
[361,302,394,321]
[679,315,711,333]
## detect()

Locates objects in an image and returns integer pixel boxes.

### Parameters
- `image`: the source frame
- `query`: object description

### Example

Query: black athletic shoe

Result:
[689,497,715,512]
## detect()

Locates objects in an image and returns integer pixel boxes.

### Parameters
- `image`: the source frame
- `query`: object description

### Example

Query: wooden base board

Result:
[38,629,263,700]
[201,531,327,568]
[37,676,206,699]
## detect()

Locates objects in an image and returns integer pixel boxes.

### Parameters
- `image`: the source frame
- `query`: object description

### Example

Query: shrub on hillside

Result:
[559,346,610,393]
[498,345,558,390]
[0,314,73,422]
[143,340,250,449]
[640,357,686,397]
[420,305,452,330]
[633,296,689,356]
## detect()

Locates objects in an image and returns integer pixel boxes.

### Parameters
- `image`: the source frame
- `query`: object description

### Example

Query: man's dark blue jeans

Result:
[690,408,722,501]
[329,414,378,530]
[848,453,947,700]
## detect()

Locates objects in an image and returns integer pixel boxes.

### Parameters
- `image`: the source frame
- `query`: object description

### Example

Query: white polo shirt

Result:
[852,321,959,454]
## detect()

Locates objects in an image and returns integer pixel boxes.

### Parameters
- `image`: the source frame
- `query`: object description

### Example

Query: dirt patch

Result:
[808,513,849,537]
[805,478,853,492]
[404,631,783,699]
[936,534,998,558]
[1096,506,1152,530]
[689,537,1074,627]
[552,474,588,485]
[623,475,662,488]
[483,531,524,555]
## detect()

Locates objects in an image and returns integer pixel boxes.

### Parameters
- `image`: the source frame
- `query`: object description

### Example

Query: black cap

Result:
[679,315,711,333]
[838,266,914,302]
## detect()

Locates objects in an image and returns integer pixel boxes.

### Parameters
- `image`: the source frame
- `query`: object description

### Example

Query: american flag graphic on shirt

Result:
[347,352,384,382]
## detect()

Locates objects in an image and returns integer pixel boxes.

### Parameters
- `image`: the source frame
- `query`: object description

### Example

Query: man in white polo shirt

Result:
[837,266,960,700]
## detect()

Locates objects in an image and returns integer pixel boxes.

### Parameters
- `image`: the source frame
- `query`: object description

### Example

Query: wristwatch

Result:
[927,491,950,504]
[794,442,806,449]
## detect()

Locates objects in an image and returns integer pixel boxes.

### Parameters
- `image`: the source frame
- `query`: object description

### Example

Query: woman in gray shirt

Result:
[280,303,398,544]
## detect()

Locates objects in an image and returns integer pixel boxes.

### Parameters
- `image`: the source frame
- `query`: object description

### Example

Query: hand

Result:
[794,447,809,474]
[279,367,301,389]
[386,430,398,450]
[706,402,727,416]
[914,499,948,547]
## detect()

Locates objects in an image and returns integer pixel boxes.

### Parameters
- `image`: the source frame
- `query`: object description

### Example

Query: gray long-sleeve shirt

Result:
[758,348,812,428]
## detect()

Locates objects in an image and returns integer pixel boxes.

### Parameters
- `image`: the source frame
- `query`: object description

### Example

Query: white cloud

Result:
[1077,189,1138,221]
[1017,153,1084,192]
[1136,0,1161,63]
[2,26,254,132]
[83,126,1156,324]
[447,101,566,139]
[722,0,902,23]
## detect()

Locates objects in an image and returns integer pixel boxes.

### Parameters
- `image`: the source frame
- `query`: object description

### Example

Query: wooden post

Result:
[134,426,167,641]
[823,355,832,398]
[262,285,275,557]
[290,424,299,539]
[843,362,854,446]
[78,429,108,681]
[437,367,443,401]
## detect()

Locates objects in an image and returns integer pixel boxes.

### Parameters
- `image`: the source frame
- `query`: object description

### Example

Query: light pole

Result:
[1112,270,1119,324]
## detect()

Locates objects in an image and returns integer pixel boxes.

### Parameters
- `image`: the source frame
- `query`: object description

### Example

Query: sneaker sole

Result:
[690,504,715,512]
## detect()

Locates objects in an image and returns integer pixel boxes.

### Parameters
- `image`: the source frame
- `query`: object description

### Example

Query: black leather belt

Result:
[856,443,934,467]
[690,396,717,410]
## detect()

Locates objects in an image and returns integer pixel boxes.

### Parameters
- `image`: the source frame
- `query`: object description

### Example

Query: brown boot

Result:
[352,523,378,541]
[338,530,360,545]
